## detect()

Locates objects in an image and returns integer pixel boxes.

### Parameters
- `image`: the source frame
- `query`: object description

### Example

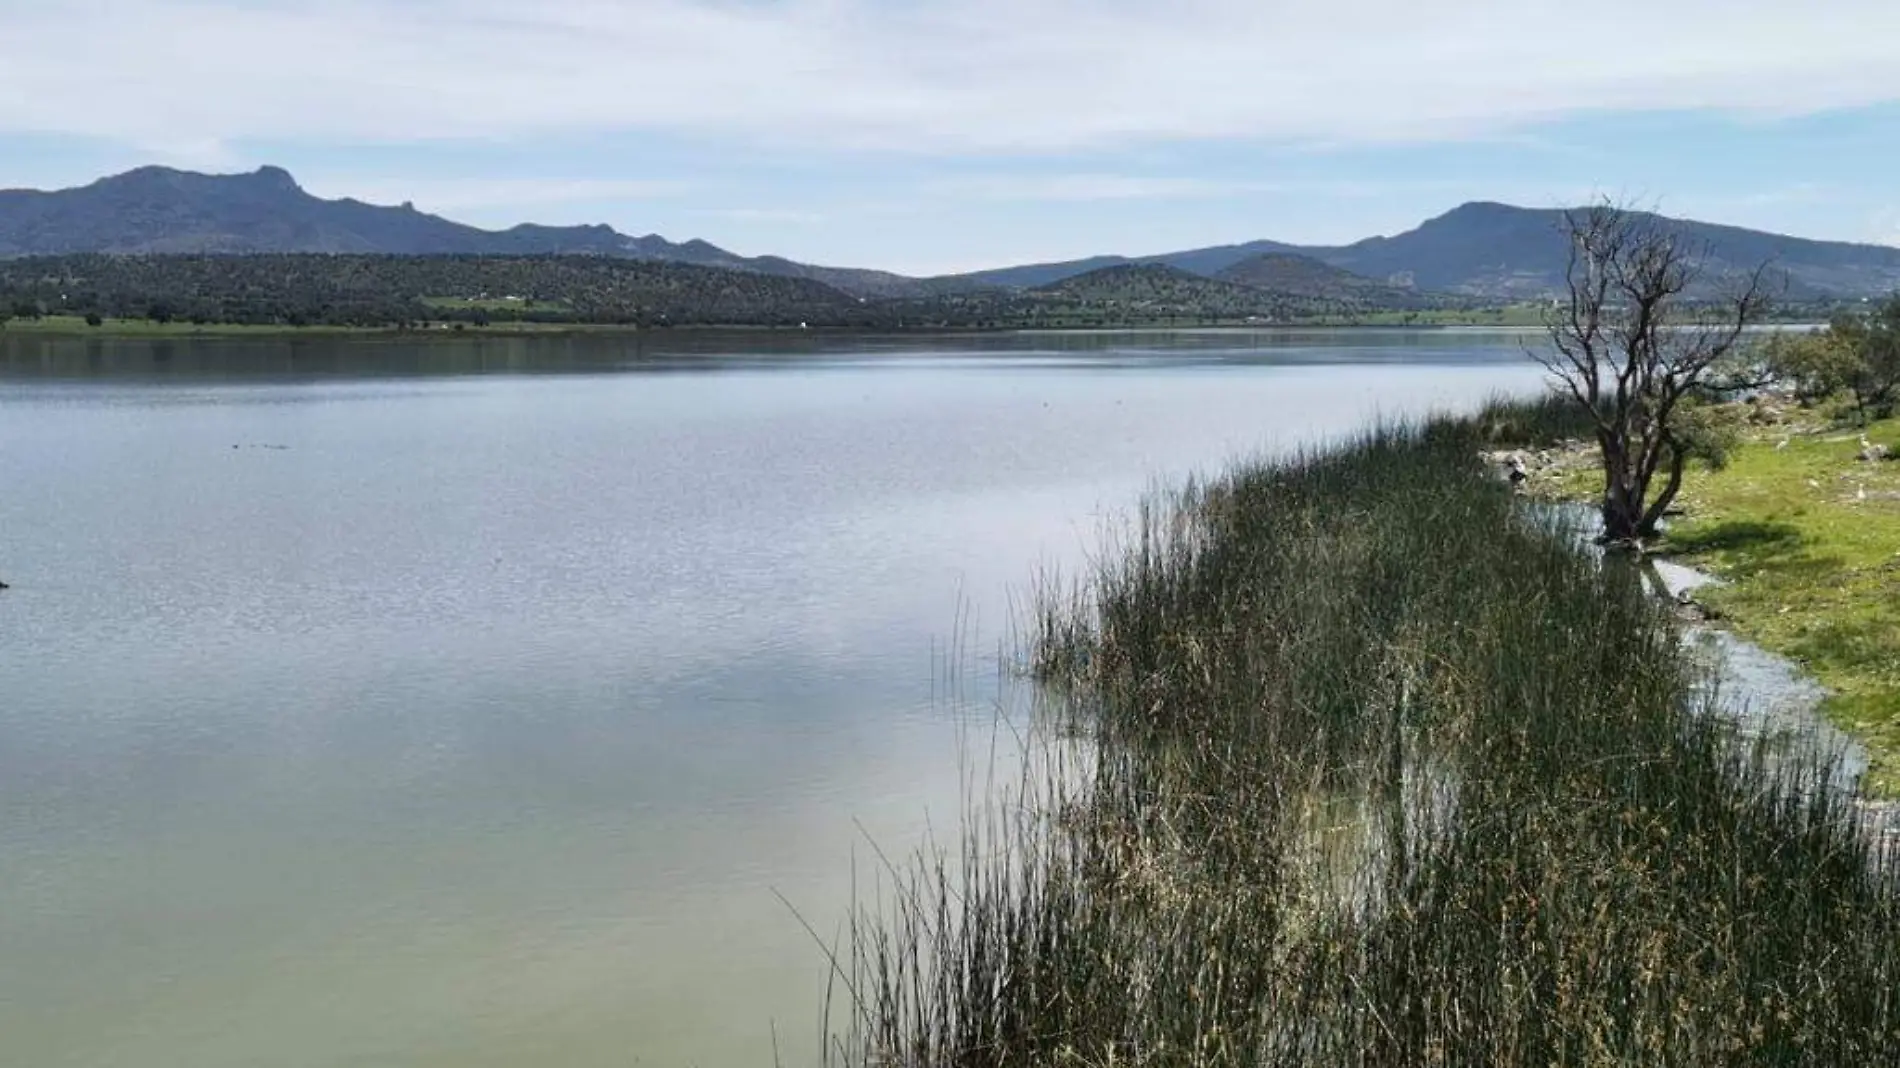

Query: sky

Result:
[2,0,1899,275]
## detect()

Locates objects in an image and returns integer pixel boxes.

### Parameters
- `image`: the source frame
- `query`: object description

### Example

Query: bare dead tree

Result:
[1536,200,1772,549]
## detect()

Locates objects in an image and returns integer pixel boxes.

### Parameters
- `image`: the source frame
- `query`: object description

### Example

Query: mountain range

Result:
[0,166,921,297]
[5,166,1900,301]
[957,202,1900,300]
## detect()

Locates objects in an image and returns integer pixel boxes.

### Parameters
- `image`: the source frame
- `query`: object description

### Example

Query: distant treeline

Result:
[0,254,882,329]
[0,253,1860,331]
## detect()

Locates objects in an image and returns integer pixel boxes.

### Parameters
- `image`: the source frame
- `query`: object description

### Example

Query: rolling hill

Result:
[0,252,881,328]
[1033,262,1268,308]
[872,262,1426,327]
[1213,253,1448,309]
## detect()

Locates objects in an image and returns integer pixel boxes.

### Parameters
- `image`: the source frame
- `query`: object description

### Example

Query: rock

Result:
[1681,594,1722,621]
[1506,455,1528,488]
[1482,450,1529,485]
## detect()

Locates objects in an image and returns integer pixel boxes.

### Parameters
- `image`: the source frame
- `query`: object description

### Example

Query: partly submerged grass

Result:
[1667,416,1900,794]
[1458,389,1900,794]
[828,417,1900,1068]
[1470,391,1600,448]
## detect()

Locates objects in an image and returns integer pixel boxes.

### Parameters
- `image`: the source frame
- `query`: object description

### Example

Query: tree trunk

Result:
[1638,442,1689,539]
[1598,435,1647,547]
[1602,492,1645,546]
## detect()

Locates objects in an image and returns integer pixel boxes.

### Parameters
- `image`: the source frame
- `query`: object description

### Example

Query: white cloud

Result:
[1,0,1897,156]
[921,174,1547,205]
[690,208,827,225]
[923,175,1286,202]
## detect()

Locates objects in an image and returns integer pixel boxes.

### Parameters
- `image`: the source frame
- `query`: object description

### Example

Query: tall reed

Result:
[827,412,1899,1068]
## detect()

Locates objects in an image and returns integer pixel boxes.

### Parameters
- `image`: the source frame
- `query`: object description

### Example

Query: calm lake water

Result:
[0,330,1543,1068]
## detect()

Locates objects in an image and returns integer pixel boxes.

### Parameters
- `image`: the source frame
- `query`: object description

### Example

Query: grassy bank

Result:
[1493,402,1900,795]
[1337,304,1549,328]
[830,418,1899,1067]
[1666,415,1900,794]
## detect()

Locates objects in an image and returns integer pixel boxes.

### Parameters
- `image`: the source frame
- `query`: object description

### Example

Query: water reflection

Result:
[0,327,1541,381]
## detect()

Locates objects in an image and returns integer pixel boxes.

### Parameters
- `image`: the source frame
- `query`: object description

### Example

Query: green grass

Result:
[1342,304,1550,328]
[829,419,1900,1067]
[1666,416,1900,793]
[1443,392,1900,794]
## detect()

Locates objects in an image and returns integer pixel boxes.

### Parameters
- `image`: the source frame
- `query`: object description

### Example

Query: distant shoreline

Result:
[0,311,1829,343]
[0,311,1556,341]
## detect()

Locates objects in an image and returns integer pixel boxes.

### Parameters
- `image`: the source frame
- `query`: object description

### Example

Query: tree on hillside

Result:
[1537,200,1772,549]
[1824,295,1900,423]
[1765,327,1862,407]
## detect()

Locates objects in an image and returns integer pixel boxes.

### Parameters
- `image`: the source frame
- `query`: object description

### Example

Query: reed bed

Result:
[826,413,1900,1068]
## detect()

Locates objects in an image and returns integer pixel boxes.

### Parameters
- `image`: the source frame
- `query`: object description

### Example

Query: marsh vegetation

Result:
[828,412,1900,1067]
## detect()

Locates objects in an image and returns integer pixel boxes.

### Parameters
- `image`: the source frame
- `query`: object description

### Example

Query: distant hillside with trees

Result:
[0,254,875,329]
[1213,253,1452,310]
[0,251,1862,334]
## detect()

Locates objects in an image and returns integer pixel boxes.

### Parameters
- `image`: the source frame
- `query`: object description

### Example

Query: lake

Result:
[0,330,1544,1068]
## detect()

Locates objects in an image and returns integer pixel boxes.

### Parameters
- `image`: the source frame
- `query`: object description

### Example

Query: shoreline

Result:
[1493,408,1900,796]
[0,318,1551,341]
[1,316,1828,343]
[1644,550,1900,843]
